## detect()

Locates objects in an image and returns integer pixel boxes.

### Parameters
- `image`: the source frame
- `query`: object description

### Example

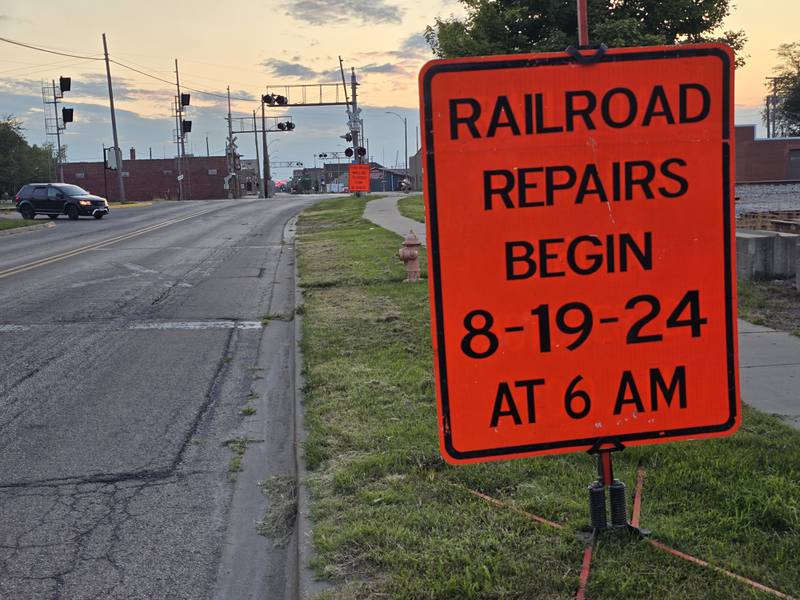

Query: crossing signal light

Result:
[59,76,71,93]
[61,108,74,124]
[344,133,352,142]
[345,148,354,157]
[181,120,192,133]
[262,93,289,106]
[357,146,366,157]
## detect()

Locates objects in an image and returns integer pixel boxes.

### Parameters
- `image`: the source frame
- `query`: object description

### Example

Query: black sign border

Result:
[421,46,737,461]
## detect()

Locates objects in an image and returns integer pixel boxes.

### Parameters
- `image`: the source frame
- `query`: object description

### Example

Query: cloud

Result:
[360,62,406,75]
[286,0,403,25]
[399,32,430,57]
[261,59,321,79]
[261,58,340,81]
[353,32,433,65]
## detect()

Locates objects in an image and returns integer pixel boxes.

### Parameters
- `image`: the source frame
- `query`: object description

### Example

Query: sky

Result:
[0,0,797,179]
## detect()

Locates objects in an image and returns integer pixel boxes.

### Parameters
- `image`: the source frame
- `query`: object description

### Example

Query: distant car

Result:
[14,183,110,220]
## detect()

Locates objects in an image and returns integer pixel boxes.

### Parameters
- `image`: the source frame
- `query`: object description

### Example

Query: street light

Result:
[385,111,408,185]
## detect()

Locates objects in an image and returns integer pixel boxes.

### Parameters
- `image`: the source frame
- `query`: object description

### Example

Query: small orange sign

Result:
[419,45,740,464]
[348,163,371,192]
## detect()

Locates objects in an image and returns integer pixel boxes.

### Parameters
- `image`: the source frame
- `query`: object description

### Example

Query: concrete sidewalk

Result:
[363,195,800,429]
[363,193,426,246]
[739,320,800,428]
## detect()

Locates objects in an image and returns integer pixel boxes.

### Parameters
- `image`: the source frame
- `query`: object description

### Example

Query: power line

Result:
[0,36,104,61]
[109,59,254,102]
[0,35,256,103]
[0,58,100,77]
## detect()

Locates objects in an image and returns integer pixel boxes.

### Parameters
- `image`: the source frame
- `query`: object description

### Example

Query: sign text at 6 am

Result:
[419,45,740,464]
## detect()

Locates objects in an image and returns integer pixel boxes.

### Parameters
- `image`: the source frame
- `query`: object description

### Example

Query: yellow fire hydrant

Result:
[398,230,422,282]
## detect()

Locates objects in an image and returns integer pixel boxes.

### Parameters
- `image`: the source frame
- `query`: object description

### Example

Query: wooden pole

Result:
[577,0,589,46]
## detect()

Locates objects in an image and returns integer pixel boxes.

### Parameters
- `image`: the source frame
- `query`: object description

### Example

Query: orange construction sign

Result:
[348,163,371,192]
[419,44,740,464]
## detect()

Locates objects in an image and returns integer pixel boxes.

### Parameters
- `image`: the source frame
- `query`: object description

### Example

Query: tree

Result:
[0,116,54,198]
[426,0,746,65]
[763,43,800,137]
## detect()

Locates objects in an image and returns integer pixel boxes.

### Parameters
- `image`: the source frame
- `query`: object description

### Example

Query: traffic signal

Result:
[275,95,288,105]
[182,120,192,133]
[61,108,74,124]
[318,153,328,158]
[286,121,295,131]
[345,148,354,157]
[277,122,286,131]
[181,93,191,106]
[276,121,294,131]
[59,76,71,93]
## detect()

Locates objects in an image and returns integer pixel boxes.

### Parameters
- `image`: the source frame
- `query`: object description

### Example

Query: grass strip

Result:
[396,194,425,223]
[0,219,41,231]
[738,278,800,336]
[297,194,800,600]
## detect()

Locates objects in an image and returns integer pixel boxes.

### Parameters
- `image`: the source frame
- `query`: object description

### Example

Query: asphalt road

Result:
[0,196,325,599]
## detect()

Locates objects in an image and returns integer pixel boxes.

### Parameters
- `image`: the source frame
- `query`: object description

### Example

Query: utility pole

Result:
[50,81,64,181]
[350,67,360,164]
[253,110,264,198]
[206,135,210,157]
[175,59,192,200]
[386,111,408,182]
[404,118,408,178]
[261,100,271,198]
[415,125,420,190]
[102,33,126,202]
[173,95,183,200]
[175,60,186,160]
[102,143,109,200]
[226,86,236,199]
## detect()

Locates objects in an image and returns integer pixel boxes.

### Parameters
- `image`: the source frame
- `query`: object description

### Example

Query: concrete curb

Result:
[292,214,329,600]
[0,222,55,238]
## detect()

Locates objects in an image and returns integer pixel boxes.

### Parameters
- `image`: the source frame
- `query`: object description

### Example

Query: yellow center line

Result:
[0,207,219,280]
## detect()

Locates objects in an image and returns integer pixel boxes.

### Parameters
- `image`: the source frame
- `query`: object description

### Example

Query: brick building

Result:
[736,125,800,182]
[62,154,229,201]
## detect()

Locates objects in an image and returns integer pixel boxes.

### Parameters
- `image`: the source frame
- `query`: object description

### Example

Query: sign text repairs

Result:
[419,45,740,464]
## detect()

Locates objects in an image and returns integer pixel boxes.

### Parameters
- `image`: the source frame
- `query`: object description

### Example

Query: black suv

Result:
[15,183,110,220]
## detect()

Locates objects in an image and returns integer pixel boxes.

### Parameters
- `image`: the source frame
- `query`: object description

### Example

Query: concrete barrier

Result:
[736,231,774,279]
[775,233,799,277]
[736,230,799,280]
